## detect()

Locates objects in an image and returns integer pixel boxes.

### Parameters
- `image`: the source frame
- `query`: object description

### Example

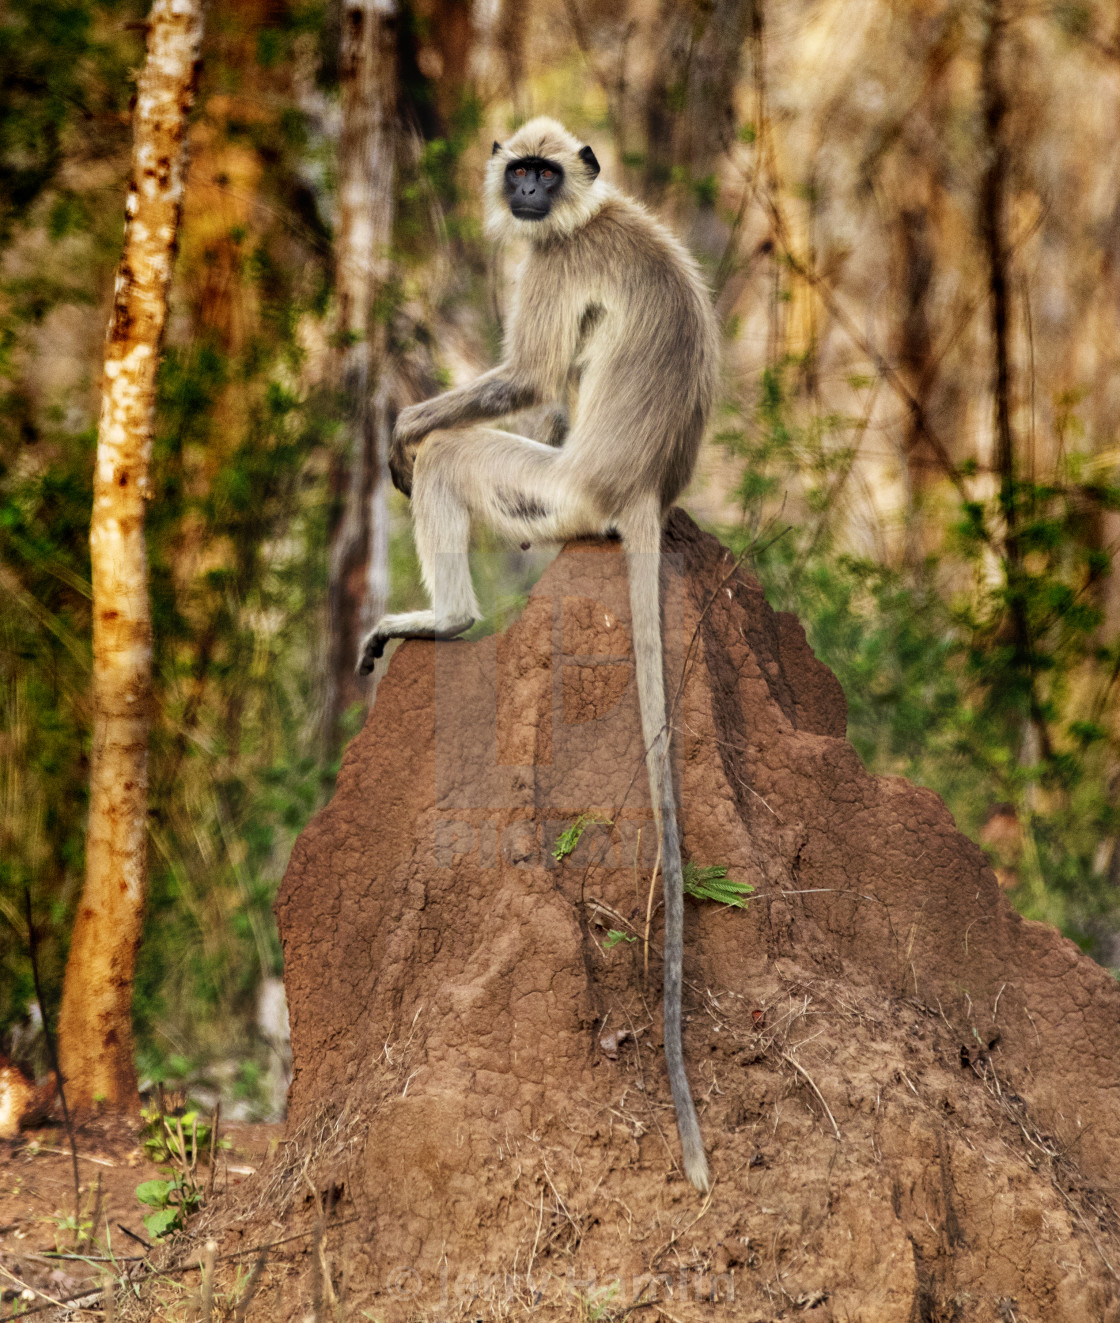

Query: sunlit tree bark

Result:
[58,0,205,1107]
[467,0,526,112]
[324,0,399,751]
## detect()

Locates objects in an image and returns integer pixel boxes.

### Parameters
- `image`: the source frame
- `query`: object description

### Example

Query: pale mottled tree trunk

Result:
[58,0,204,1107]
[470,0,522,106]
[324,0,399,750]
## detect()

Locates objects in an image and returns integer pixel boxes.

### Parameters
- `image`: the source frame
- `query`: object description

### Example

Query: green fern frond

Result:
[552,812,613,862]
[682,862,754,908]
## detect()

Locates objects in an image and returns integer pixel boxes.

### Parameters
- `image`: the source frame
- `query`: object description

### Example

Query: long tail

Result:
[622,502,710,1193]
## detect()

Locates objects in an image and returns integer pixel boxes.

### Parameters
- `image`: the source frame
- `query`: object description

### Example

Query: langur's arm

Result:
[393,283,584,447]
[392,366,538,447]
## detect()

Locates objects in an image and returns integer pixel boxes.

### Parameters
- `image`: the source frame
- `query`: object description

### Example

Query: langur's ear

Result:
[492,140,502,155]
[578,144,600,179]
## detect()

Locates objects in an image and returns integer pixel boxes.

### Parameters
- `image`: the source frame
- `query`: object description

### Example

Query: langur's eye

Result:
[542,169,554,179]
[514,167,526,177]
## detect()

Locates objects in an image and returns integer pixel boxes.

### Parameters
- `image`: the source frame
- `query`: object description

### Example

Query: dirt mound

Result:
[233,511,1120,1321]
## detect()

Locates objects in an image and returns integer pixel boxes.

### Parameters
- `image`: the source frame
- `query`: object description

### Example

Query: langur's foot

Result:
[357,630,388,676]
[356,613,478,677]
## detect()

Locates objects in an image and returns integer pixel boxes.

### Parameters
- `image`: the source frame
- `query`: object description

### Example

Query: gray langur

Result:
[358,117,719,1192]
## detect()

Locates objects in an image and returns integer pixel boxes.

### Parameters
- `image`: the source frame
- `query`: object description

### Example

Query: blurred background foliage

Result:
[1,0,1119,1115]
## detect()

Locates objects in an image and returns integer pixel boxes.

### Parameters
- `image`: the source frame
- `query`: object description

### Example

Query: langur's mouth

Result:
[511,206,549,221]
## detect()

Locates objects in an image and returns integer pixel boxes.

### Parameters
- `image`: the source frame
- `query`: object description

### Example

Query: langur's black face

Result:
[503,156,565,221]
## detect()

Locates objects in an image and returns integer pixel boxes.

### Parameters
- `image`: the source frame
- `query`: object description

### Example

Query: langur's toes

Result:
[356,634,387,677]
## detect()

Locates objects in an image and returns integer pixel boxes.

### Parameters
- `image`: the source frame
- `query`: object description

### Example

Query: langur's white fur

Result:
[360,117,719,1192]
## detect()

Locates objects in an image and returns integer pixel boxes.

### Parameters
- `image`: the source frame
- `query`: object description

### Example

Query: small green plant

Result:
[47,1207,93,1248]
[602,929,636,950]
[140,1103,227,1166]
[552,813,613,862]
[40,1172,107,1251]
[136,1103,228,1240]
[135,1173,202,1240]
[683,863,754,908]
[579,1282,622,1322]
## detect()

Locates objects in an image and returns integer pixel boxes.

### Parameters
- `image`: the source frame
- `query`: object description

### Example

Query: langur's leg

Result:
[358,426,605,675]
[356,435,477,673]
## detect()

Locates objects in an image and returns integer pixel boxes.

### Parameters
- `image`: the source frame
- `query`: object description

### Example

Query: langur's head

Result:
[485,117,605,243]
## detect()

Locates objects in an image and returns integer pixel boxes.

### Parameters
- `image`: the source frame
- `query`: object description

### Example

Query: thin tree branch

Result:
[23,887,81,1242]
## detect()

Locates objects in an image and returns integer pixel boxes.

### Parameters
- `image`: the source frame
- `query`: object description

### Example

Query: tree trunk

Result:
[324,0,399,752]
[58,0,204,1108]
[980,0,1016,539]
[979,0,1049,778]
[644,0,752,223]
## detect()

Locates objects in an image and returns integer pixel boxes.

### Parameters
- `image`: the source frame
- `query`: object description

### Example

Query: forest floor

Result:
[0,1116,281,1316]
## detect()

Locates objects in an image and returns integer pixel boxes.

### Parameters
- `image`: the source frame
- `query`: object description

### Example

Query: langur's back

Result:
[548,191,718,512]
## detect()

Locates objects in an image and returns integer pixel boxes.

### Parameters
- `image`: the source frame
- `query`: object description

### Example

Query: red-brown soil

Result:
[142,512,1120,1321]
[0,1116,278,1316]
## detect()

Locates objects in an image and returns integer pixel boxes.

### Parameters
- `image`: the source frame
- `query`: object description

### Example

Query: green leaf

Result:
[143,1207,180,1240]
[603,929,636,950]
[135,1179,174,1208]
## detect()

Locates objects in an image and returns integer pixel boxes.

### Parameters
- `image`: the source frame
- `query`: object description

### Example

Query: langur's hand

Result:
[389,433,420,497]
[390,405,428,497]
